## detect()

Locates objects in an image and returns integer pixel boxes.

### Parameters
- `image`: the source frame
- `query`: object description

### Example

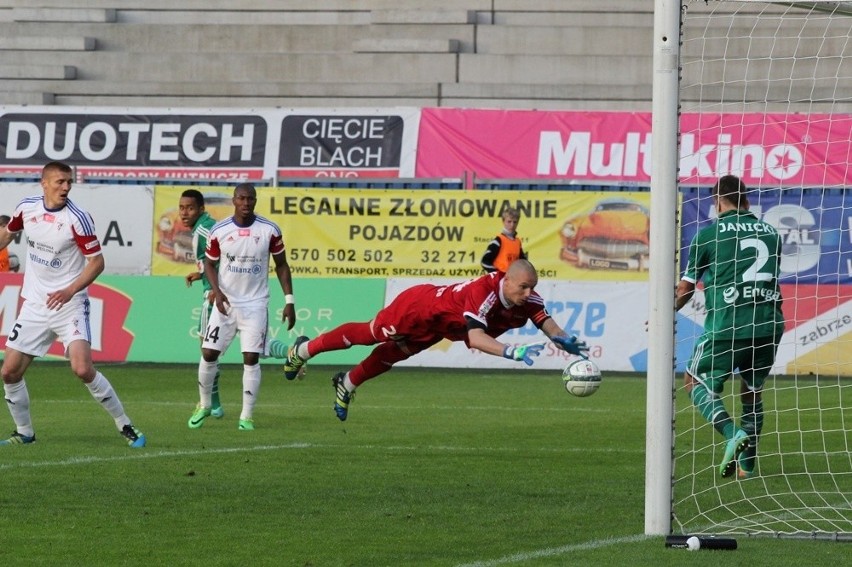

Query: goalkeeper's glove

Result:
[502,342,545,366]
[552,335,590,358]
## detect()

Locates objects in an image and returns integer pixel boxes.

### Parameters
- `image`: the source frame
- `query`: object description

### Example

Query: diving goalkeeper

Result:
[284,259,589,421]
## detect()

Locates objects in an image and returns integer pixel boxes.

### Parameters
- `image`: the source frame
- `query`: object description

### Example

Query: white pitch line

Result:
[31,398,631,413]
[455,534,651,567]
[0,441,643,471]
[0,442,314,470]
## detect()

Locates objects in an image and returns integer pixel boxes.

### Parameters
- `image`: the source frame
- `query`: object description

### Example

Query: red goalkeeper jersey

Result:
[373,271,551,347]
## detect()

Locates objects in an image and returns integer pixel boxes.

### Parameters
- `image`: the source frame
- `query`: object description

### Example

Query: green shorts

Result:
[686,334,780,394]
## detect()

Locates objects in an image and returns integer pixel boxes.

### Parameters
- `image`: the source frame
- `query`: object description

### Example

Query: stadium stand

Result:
[0,0,656,109]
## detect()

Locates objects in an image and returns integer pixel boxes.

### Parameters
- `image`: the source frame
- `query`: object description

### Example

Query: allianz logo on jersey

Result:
[28,251,62,269]
[722,285,781,304]
[225,264,263,275]
[224,252,263,274]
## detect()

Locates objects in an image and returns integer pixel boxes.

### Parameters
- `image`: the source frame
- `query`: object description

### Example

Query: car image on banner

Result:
[559,198,650,271]
[155,192,233,264]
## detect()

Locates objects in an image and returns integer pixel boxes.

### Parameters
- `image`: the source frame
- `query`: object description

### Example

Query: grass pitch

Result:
[0,362,847,566]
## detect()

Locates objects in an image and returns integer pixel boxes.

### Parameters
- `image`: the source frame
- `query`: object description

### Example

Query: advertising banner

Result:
[0,182,153,275]
[150,187,653,281]
[0,106,420,182]
[0,108,269,180]
[276,108,419,178]
[0,274,385,364]
[680,189,852,284]
[416,108,852,187]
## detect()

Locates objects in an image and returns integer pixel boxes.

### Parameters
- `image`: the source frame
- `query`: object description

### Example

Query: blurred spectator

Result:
[0,215,20,272]
[481,207,527,273]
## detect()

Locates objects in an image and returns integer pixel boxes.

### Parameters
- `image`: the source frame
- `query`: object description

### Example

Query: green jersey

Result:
[683,209,784,339]
[192,211,216,294]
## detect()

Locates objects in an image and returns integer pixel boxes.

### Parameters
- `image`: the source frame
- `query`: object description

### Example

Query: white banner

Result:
[0,105,420,180]
[387,278,651,372]
[1,182,154,275]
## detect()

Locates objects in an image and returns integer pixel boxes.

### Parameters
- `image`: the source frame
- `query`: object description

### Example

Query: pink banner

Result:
[416,109,852,187]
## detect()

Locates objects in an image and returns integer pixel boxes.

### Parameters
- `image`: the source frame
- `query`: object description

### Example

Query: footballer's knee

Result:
[1,368,23,384]
[70,361,96,382]
[201,348,220,363]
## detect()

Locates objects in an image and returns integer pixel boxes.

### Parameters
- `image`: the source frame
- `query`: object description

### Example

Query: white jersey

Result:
[7,196,102,303]
[205,214,285,307]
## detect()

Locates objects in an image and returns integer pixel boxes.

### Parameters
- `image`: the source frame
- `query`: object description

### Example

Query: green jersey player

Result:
[676,175,784,480]
[180,190,225,418]
[179,190,290,427]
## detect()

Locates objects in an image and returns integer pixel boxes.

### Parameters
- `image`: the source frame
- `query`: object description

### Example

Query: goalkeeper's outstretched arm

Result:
[541,318,589,358]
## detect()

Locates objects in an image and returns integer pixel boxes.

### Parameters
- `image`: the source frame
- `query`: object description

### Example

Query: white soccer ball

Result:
[686,536,701,551]
[562,358,602,397]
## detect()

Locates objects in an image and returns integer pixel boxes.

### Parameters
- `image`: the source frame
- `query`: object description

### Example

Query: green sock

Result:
[740,399,763,470]
[211,369,221,408]
[690,384,734,439]
[268,339,288,359]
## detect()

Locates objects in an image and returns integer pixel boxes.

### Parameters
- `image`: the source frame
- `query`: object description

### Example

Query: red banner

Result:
[0,273,133,362]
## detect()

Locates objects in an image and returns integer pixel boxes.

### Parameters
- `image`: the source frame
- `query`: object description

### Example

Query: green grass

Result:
[0,363,848,566]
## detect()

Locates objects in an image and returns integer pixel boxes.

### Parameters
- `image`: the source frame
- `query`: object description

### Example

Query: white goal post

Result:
[648,0,852,539]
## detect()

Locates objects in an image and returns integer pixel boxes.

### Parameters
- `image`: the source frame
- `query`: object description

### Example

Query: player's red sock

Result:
[308,322,376,356]
[349,342,410,386]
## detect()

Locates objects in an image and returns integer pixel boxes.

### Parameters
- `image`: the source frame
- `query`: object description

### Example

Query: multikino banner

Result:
[152,186,653,282]
[416,108,852,186]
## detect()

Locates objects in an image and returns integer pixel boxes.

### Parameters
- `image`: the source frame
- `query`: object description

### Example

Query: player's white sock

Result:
[240,364,261,421]
[297,340,310,361]
[4,379,34,437]
[86,372,131,429]
[198,358,218,408]
[343,373,357,393]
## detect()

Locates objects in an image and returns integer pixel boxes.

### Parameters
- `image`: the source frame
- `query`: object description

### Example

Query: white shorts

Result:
[201,303,268,355]
[6,297,92,358]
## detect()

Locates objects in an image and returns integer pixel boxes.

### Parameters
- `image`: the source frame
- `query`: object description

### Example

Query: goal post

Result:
[648,0,852,538]
[646,0,682,536]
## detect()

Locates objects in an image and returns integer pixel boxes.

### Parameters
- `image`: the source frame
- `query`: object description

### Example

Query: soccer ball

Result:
[562,358,602,397]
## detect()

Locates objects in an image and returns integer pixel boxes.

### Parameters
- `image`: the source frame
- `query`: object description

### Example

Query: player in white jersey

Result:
[0,161,145,448]
[188,183,297,431]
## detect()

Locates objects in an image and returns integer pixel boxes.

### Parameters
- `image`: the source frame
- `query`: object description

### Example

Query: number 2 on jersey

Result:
[740,237,772,282]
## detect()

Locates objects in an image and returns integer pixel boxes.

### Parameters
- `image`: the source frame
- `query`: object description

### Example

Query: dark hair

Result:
[181,189,205,207]
[233,182,256,196]
[712,175,747,207]
[0,214,10,226]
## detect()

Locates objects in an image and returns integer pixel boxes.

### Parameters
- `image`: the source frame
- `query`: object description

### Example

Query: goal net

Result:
[673,0,852,538]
